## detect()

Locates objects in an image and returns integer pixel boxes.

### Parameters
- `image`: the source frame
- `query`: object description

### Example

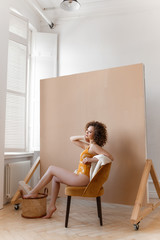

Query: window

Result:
[5,12,29,152]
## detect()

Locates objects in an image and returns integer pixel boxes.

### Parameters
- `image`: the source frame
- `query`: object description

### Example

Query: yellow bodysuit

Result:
[76,147,95,177]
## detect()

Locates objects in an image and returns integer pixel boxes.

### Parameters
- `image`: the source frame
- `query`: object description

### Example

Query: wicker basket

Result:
[21,188,48,218]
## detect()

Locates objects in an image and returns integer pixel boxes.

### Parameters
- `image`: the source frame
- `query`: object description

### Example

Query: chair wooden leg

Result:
[65,196,71,228]
[96,197,100,218]
[96,196,103,226]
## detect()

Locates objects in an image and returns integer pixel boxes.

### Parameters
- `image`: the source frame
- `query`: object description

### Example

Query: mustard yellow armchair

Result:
[65,162,112,227]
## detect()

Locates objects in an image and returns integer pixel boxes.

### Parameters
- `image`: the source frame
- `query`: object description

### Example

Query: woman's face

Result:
[85,126,94,142]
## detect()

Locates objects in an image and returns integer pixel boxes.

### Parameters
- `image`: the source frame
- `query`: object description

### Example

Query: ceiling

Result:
[34,0,120,22]
[36,0,97,9]
[32,0,160,27]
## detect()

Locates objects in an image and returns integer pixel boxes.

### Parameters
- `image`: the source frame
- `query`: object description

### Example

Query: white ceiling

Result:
[33,0,160,26]
[36,0,110,10]
[36,0,99,9]
[34,0,122,22]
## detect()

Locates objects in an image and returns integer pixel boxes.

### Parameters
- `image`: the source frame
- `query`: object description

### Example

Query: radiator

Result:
[5,160,31,199]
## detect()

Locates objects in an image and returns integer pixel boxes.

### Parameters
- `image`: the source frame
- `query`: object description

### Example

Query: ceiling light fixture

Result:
[60,0,81,11]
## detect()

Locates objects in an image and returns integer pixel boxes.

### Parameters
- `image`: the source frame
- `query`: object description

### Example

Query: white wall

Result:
[30,32,57,151]
[41,1,160,196]
[0,1,10,209]
[10,0,41,31]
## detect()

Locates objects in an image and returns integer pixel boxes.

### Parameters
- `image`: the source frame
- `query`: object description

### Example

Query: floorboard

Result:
[0,197,160,240]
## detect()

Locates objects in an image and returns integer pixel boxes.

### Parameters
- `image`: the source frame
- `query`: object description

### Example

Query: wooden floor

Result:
[0,197,160,240]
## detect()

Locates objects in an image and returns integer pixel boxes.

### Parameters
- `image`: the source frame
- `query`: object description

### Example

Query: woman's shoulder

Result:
[91,143,101,150]
[89,143,100,154]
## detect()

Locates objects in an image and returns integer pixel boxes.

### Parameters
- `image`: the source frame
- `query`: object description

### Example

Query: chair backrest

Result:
[82,163,112,197]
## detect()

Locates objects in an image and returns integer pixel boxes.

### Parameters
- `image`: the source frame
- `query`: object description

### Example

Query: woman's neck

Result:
[89,140,95,145]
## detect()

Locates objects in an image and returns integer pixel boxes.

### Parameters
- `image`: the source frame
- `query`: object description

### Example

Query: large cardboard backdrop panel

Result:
[40,63,147,205]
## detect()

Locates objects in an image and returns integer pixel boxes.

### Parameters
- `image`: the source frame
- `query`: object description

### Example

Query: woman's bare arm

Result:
[91,144,114,161]
[82,157,98,164]
[70,135,89,149]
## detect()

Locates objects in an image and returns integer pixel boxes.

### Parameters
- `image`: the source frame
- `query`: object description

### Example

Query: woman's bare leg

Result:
[24,165,89,198]
[43,176,60,219]
[43,167,89,218]
[24,166,54,198]
[24,166,89,218]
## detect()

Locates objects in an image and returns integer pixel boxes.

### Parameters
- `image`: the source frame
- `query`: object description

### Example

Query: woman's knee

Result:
[52,176,60,183]
[47,165,54,173]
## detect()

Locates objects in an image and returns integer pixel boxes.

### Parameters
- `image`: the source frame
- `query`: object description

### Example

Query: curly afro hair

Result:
[85,121,107,147]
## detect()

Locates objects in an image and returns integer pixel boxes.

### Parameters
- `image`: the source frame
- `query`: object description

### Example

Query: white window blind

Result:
[5,93,25,149]
[9,13,28,39]
[5,12,28,152]
[7,40,26,93]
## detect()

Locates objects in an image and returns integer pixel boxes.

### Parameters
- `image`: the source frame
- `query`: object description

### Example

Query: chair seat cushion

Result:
[65,186,104,197]
[65,186,86,196]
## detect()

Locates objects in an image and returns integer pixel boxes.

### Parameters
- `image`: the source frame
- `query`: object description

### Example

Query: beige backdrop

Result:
[40,63,147,205]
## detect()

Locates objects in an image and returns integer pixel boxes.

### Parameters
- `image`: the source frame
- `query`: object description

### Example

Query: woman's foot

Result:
[43,206,57,219]
[23,192,39,199]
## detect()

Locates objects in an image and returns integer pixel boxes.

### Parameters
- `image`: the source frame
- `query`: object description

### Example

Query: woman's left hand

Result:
[82,157,90,164]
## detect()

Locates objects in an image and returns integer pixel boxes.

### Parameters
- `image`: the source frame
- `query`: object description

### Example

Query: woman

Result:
[24,121,113,218]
